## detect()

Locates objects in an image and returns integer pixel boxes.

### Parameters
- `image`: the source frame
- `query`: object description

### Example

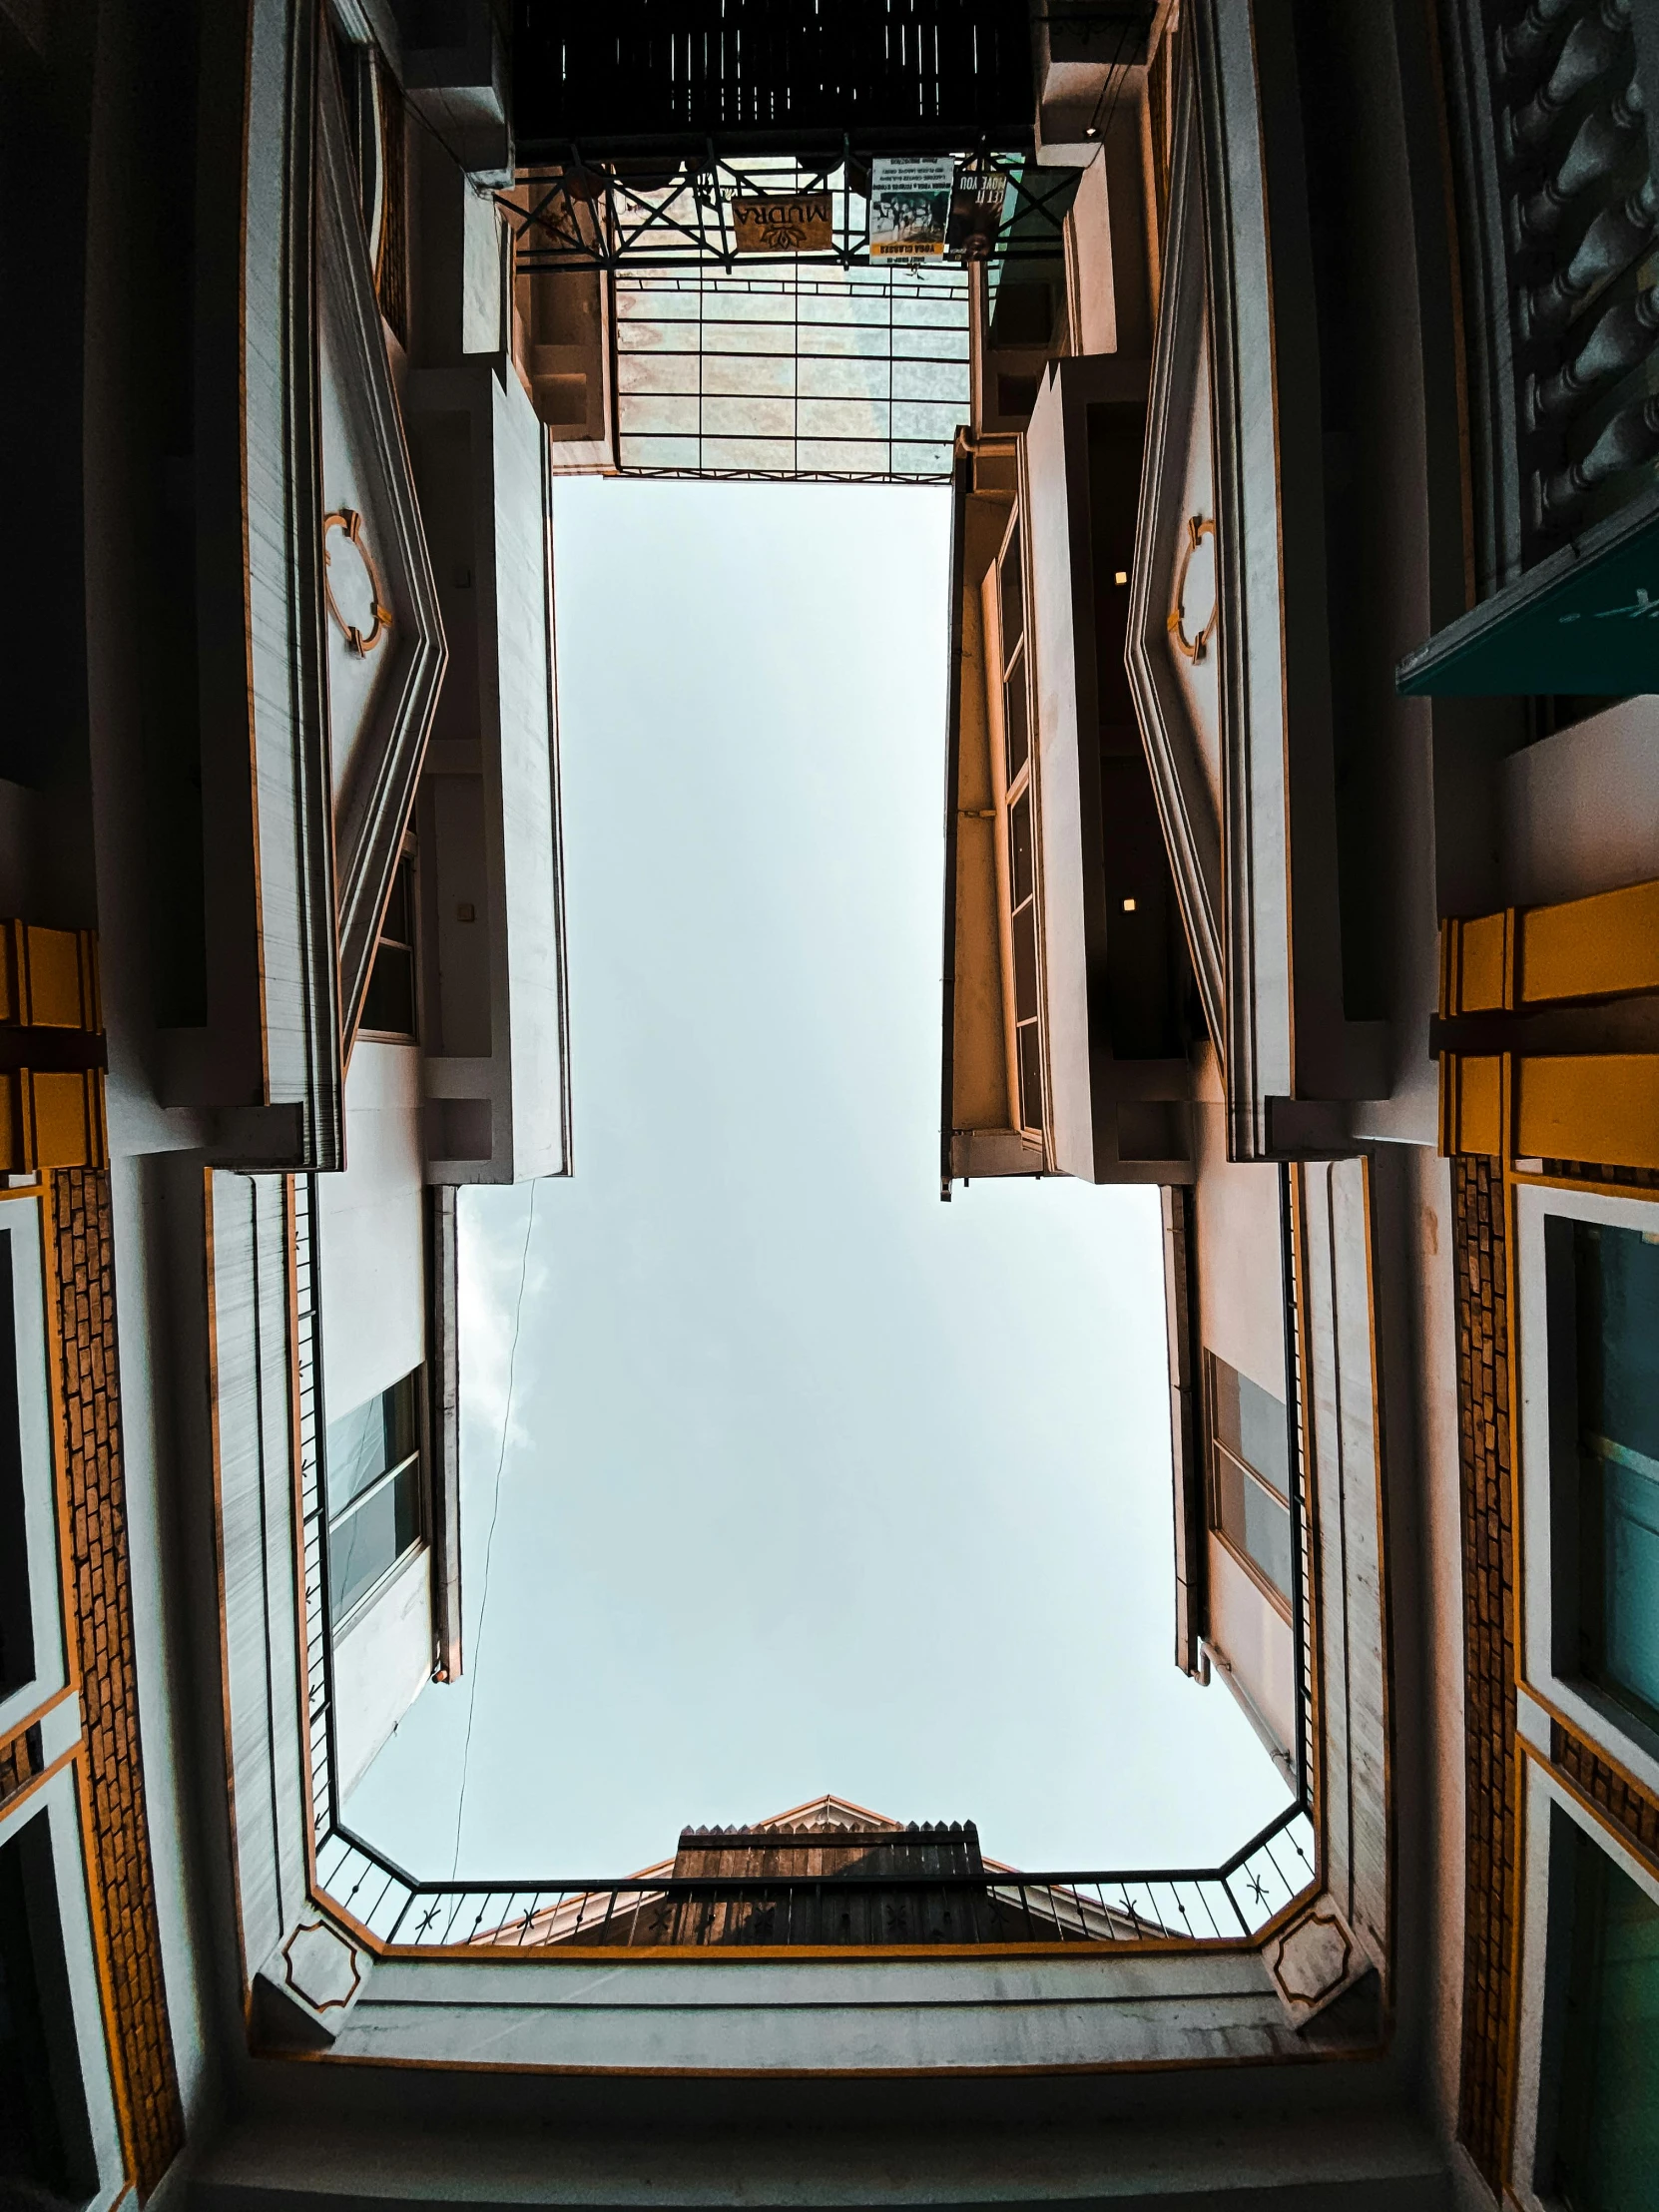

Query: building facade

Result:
[1,0,1656,2207]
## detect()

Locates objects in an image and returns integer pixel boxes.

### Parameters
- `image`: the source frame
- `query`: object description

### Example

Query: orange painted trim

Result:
[0,1682,79,1767]
[1515,1679,1659,1839]
[1525,1743,1659,1885]
[0,1739,82,1832]
[37,1179,82,1710]
[1506,1164,1659,1201]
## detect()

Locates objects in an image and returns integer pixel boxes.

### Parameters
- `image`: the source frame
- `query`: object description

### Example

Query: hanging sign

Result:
[946,166,1011,260]
[731,192,834,254]
[868,156,954,258]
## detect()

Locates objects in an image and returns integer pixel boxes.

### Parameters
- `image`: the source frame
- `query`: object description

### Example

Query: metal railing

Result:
[1280,1164,1318,1809]
[1442,0,1659,588]
[312,1802,1315,1953]
[289,1172,1317,1955]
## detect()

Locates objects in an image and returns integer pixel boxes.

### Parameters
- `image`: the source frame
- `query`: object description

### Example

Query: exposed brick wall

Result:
[1451,1154,1518,2192]
[1553,1719,1659,1871]
[0,1721,40,1808]
[51,1168,184,2199]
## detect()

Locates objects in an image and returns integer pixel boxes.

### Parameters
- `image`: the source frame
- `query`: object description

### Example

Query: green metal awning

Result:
[1396,486,1659,698]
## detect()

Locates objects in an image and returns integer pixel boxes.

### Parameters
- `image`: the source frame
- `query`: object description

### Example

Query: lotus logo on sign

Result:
[732,193,834,253]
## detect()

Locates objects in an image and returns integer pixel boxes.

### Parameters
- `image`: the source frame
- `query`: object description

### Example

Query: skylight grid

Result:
[615,267,971,482]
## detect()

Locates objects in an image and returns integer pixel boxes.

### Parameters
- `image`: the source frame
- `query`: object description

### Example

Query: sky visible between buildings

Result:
[347,474,1290,1880]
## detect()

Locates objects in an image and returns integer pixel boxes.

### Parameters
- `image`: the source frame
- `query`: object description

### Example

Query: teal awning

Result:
[1396,486,1659,697]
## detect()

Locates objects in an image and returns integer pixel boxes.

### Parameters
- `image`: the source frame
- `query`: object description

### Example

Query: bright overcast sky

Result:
[348,475,1288,1880]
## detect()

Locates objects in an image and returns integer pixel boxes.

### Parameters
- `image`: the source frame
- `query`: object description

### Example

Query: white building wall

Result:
[332,1544,434,1801]
[1500,696,1659,908]
[490,366,569,1182]
[318,1041,426,1417]
[1191,1082,1284,1398]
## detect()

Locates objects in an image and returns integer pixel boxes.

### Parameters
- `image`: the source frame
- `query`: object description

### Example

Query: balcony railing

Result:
[312,1802,1315,1953]
[1400,0,1659,693]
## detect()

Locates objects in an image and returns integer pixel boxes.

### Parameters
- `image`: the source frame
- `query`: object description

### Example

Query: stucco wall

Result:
[317,1041,425,1419]
[1191,1090,1284,1397]
[1501,697,1659,908]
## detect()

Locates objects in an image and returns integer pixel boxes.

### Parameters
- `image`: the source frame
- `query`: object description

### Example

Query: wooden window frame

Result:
[982,499,1048,1146]
[358,833,421,1045]
[323,1364,431,1636]
[1202,1350,1294,1622]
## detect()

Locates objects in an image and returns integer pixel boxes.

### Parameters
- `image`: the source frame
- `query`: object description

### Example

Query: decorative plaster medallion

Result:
[1166,512,1217,664]
[1270,1905,1355,2013]
[322,507,393,657]
[280,1919,362,2013]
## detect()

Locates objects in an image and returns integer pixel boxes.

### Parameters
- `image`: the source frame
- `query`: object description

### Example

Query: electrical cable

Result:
[449,1179,539,1878]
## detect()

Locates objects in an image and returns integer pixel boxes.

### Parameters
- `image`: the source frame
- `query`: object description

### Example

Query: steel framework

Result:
[505,149,1079,277]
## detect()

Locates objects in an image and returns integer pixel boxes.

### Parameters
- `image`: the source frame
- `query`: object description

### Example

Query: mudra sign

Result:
[732,194,833,254]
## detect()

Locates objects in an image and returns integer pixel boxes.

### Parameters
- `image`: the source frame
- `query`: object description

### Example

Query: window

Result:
[325,1369,424,1625]
[995,511,1043,1137]
[1206,1354,1292,1605]
[1563,1219,1659,1734]
[0,1817,91,2202]
[0,1236,31,1704]
[360,848,418,1040]
[1548,1817,1659,2207]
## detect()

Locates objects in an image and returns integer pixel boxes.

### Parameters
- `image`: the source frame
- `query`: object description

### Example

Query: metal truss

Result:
[501,148,1078,277]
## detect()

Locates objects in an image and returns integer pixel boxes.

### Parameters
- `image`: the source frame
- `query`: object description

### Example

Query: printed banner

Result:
[868,157,953,259]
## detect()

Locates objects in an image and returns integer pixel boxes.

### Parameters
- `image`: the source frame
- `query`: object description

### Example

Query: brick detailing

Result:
[0,1721,40,1807]
[1540,1158,1659,1192]
[1552,1719,1659,1871]
[1451,1155,1519,2191]
[50,1169,184,2199]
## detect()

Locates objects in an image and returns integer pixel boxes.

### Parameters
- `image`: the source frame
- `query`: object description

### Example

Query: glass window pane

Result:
[361,939,416,1038]
[1012,901,1039,1023]
[1243,1479,1293,1599]
[1576,1220,1659,1462]
[1017,1021,1043,1135]
[999,523,1022,659]
[1574,1222,1659,1725]
[328,1457,420,1622]
[1553,1824,1659,2207]
[1212,1441,1292,1602]
[380,854,413,948]
[1003,661,1029,786]
[1212,1358,1291,1499]
[1010,790,1034,907]
[326,1371,422,1518]
[325,1395,387,1518]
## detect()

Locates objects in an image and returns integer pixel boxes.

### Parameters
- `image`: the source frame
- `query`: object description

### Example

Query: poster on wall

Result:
[867,157,953,258]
